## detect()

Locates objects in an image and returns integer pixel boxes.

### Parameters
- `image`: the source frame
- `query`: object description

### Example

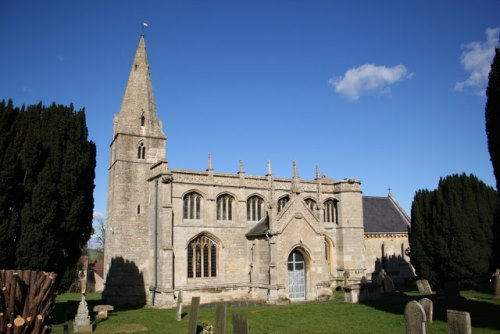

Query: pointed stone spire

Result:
[266,160,272,176]
[238,160,245,174]
[207,153,213,171]
[291,161,302,194]
[114,35,165,139]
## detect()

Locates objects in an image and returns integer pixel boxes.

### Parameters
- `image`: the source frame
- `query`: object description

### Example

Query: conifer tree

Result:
[0,100,96,290]
[485,42,500,269]
[410,174,498,288]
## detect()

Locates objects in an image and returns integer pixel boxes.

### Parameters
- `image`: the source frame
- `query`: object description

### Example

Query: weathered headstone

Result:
[416,279,433,295]
[447,310,471,334]
[176,290,183,321]
[232,312,249,334]
[187,297,201,334]
[492,269,500,298]
[214,302,227,334]
[418,298,433,323]
[382,275,395,293]
[343,270,350,287]
[404,300,426,334]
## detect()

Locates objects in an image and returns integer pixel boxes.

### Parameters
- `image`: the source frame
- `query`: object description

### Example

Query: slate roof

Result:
[363,196,410,233]
[245,215,269,237]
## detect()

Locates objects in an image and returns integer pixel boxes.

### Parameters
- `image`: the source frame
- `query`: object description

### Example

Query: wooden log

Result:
[21,271,31,318]
[21,317,31,334]
[40,325,50,334]
[6,323,12,334]
[0,312,4,334]
[13,316,24,334]
[32,315,42,334]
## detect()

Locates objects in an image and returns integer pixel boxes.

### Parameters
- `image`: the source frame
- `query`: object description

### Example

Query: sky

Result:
[1,1,499,232]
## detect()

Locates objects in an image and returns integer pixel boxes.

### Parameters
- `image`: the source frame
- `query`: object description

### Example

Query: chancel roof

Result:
[363,196,410,233]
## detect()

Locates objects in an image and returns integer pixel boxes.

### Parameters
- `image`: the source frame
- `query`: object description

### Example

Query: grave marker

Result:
[404,300,426,334]
[418,298,433,323]
[232,312,249,334]
[176,290,183,321]
[214,303,227,334]
[187,297,201,334]
[447,310,471,334]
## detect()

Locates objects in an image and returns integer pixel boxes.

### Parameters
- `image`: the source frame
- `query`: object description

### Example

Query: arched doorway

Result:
[288,250,306,300]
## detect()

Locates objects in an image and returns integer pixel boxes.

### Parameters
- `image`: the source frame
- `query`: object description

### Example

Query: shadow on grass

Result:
[361,291,500,332]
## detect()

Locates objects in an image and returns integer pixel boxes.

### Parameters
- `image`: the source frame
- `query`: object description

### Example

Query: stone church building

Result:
[104,35,412,307]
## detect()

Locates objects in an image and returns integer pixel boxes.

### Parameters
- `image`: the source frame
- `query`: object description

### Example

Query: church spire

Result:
[114,35,165,139]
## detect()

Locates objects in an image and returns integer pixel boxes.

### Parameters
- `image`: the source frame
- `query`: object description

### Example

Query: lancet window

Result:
[216,194,234,221]
[183,192,202,220]
[277,196,290,213]
[187,235,217,278]
[324,199,338,223]
[137,142,146,159]
[247,196,264,222]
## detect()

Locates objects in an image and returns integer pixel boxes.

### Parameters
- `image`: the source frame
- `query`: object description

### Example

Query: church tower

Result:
[104,34,166,306]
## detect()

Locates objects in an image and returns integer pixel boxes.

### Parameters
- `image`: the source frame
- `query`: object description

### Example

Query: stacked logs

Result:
[0,270,57,334]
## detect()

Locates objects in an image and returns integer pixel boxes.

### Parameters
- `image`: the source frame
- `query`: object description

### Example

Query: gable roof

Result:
[363,196,410,233]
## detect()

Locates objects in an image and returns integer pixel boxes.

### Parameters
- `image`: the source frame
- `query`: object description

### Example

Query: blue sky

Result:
[1,1,499,228]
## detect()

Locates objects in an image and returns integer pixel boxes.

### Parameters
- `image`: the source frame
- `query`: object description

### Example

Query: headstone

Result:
[418,298,433,323]
[232,312,249,334]
[416,279,433,295]
[382,275,395,293]
[214,302,227,334]
[73,295,92,333]
[492,269,500,298]
[176,290,183,321]
[447,310,471,334]
[343,270,350,287]
[187,297,201,334]
[404,300,426,334]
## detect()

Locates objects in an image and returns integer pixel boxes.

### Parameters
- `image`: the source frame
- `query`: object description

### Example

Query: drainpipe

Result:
[151,178,159,305]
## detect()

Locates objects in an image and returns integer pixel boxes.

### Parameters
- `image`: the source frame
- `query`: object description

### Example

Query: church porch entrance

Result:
[288,250,306,300]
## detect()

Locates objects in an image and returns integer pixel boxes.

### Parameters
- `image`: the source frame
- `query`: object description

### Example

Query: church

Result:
[103,35,412,307]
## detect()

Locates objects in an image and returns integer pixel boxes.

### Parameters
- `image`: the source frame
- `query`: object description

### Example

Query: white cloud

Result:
[93,211,105,221]
[455,27,500,94]
[329,64,411,101]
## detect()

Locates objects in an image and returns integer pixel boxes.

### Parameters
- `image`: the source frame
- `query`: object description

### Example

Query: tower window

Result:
[137,142,146,159]
[183,192,202,220]
[247,196,264,221]
[140,115,145,126]
[324,199,338,223]
[137,204,141,214]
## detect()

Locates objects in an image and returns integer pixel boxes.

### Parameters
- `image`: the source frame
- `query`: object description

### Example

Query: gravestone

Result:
[418,298,433,323]
[416,279,433,295]
[214,303,227,334]
[232,312,249,334]
[492,269,500,298]
[382,275,395,293]
[404,300,426,334]
[176,290,183,321]
[447,310,471,334]
[74,271,92,333]
[187,297,201,334]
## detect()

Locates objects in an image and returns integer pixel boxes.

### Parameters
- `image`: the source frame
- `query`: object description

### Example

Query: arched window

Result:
[137,142,146,159]
[247,196,264,221]
[217,194,234,221]
[323,199,338,223]
[183,192,202,220]
[187,235,218,278]
[277,196,290,213]
[304,198,317,211]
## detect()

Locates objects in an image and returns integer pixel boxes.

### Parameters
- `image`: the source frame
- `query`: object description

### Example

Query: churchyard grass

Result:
[52,290,500,333]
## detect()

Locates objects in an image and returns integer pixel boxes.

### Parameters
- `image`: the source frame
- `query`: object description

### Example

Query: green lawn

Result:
[52,290,500,333]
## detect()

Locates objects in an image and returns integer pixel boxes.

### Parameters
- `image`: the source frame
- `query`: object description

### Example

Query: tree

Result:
[485,41,500,269]
[0,100,96,290]
[409,174,498,288]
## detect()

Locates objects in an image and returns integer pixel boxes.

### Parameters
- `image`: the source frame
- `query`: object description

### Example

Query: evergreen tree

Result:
[409,174,498,288]
[485,42,500,269]
[0,101,96,290]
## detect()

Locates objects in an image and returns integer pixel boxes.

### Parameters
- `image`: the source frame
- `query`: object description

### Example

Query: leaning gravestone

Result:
[416,279,433,295]
[418,298,433,323]
[404,300,427,334]
[176,290,183,321]
[447,310,471,334]
[187,297,201,334]
[214,303,227,334]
